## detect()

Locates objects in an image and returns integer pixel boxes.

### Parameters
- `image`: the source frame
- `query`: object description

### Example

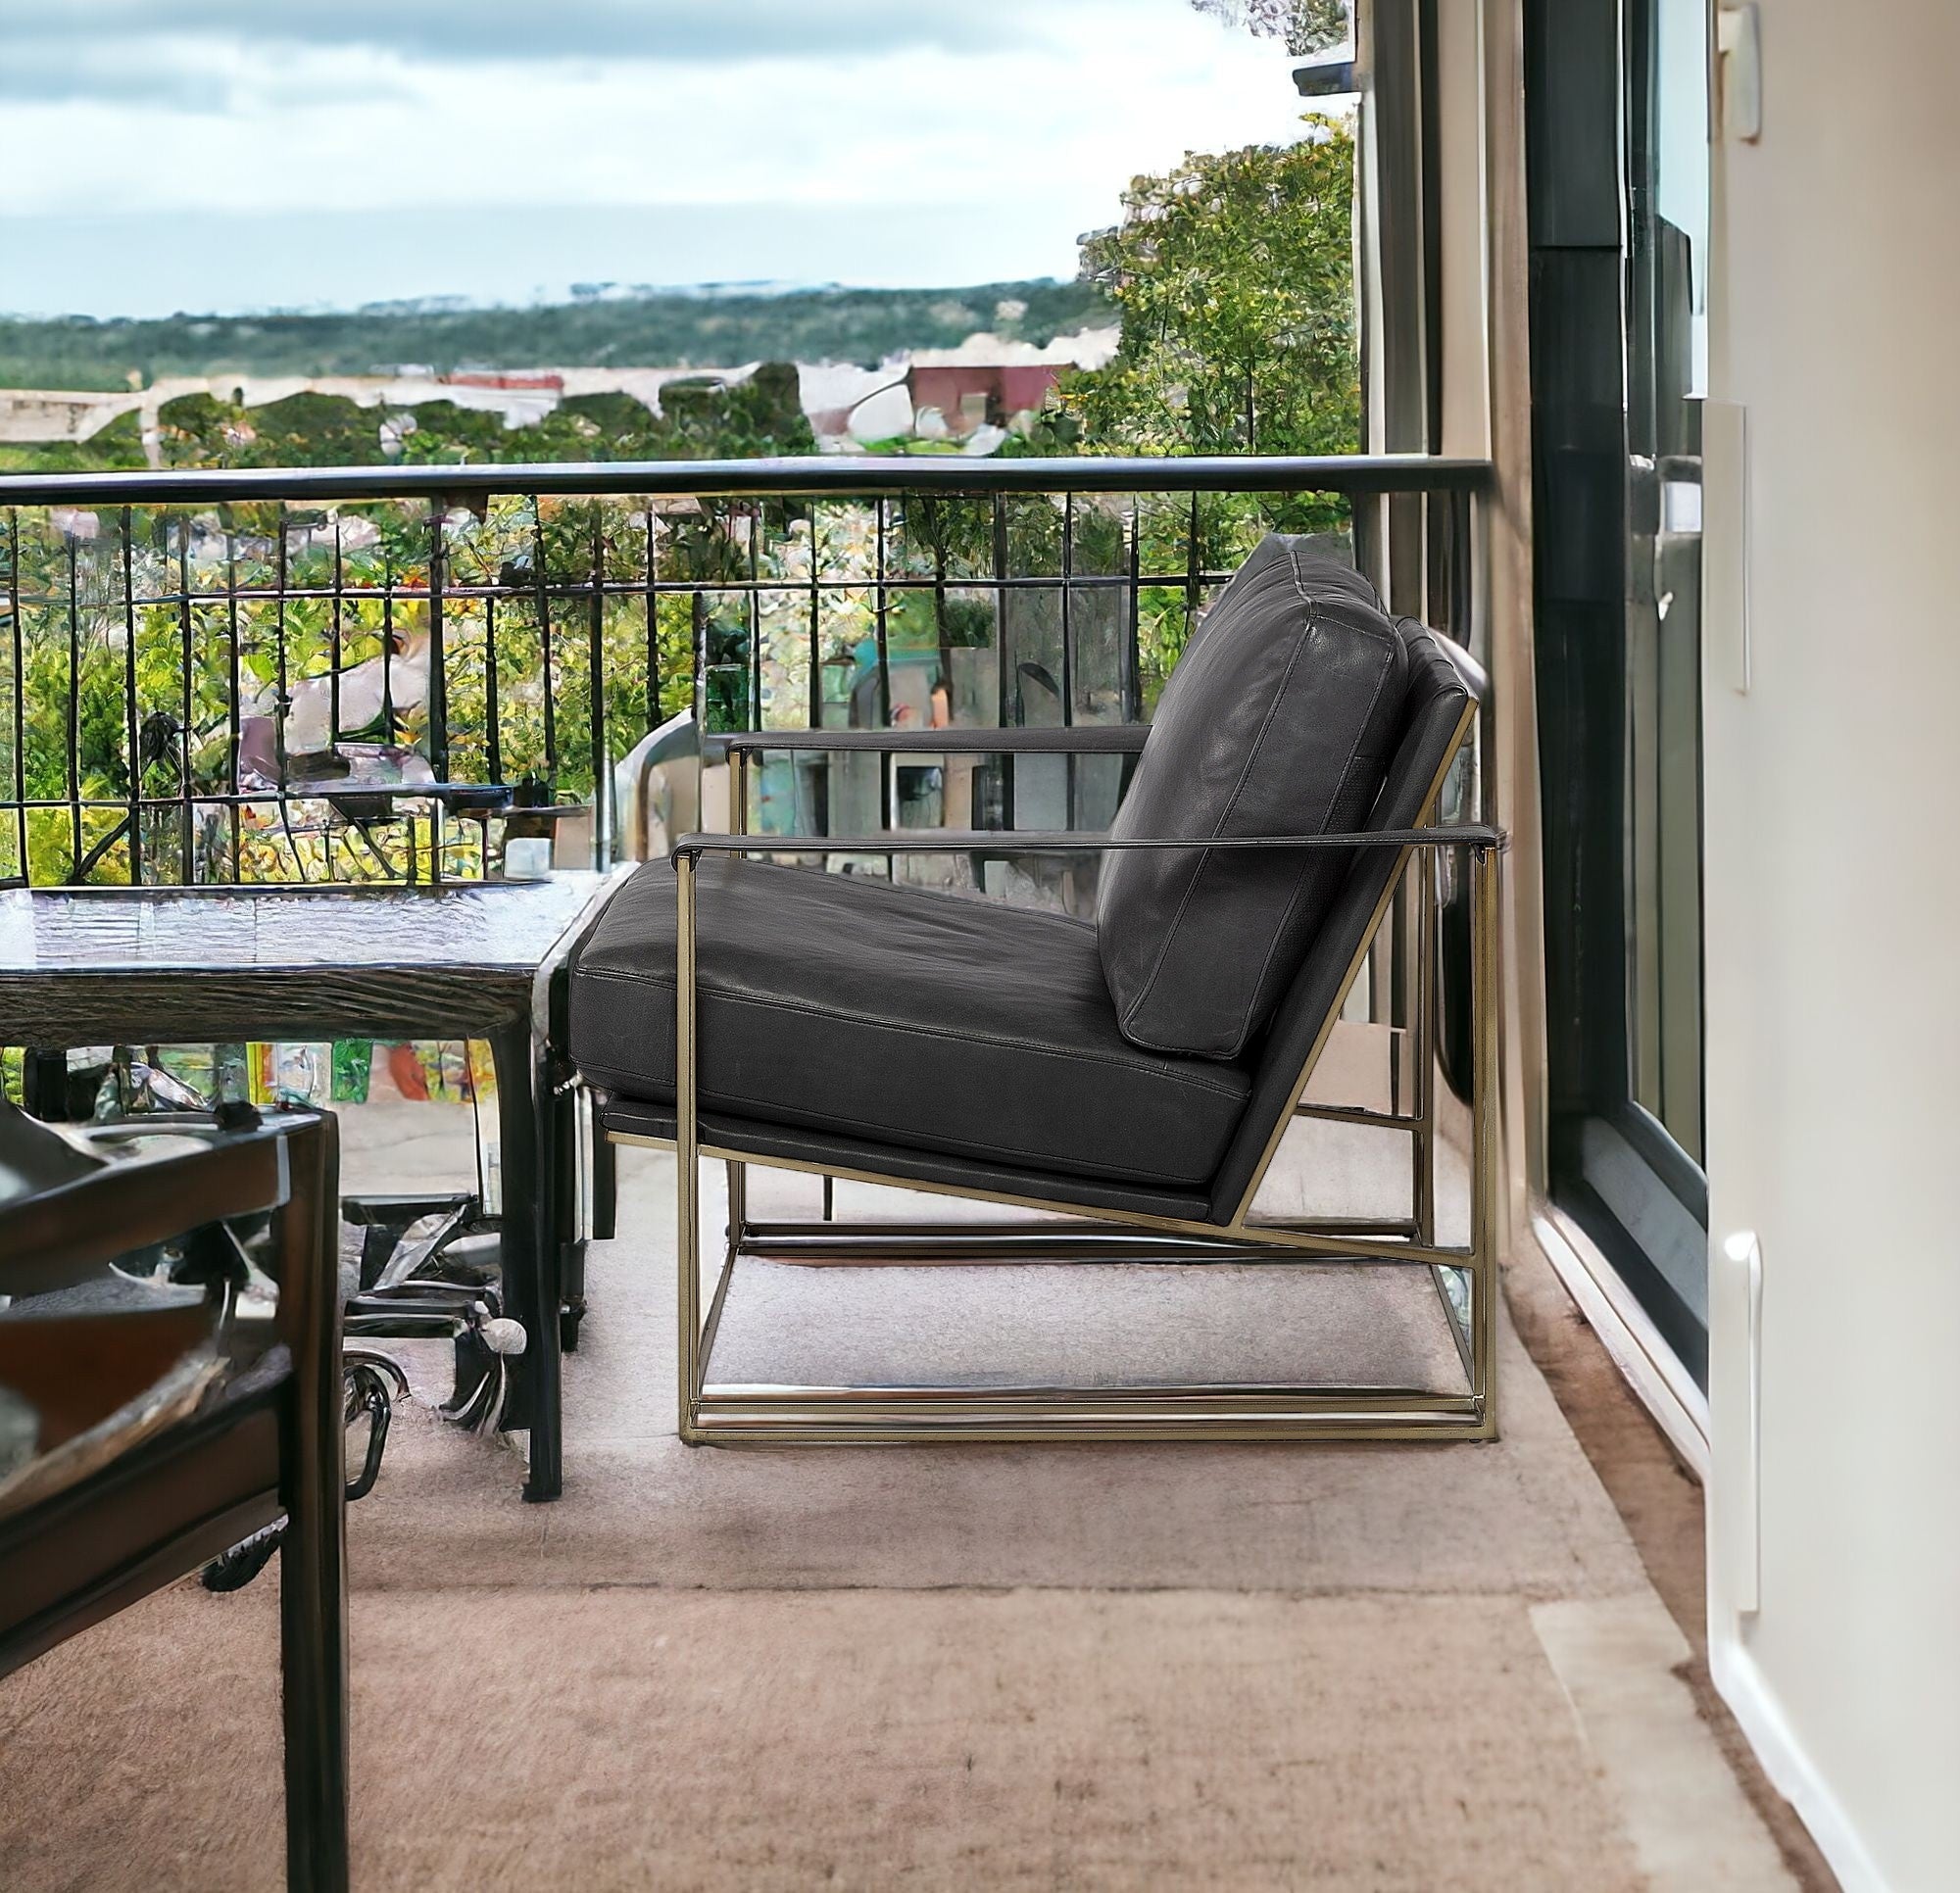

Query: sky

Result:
[0,1,1313,318]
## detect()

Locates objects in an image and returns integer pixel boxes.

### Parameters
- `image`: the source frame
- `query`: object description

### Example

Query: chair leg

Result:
[677,1141,702,1445]
[530,1037,571,1495]
[675,853,704,1444]
[590,1097,618,1240]
[281,1479,351,1893]
[489,1019,564,1501]
[1468,842,1502,1438]
[276,1114,351,1893]
[553,1066,588,1364]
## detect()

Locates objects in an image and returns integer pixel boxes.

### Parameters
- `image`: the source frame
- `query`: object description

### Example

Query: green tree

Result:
[0,410,145,474]
[398,399,511,463]
[1065,121,1359,469]
[135,368,815,472]
[653,364,814,459]
[155,390,250,464]
[1188,0,1348,56]
[238,391,389,466]
[1057,120,1360,701]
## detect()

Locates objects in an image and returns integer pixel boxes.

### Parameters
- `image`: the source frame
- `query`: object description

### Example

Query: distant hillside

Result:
[0,280,1115,391]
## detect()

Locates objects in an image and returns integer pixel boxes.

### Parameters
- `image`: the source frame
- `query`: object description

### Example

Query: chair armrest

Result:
[672,824,1504,861]
[0,1112,300,1300]
[720,726,1151,757]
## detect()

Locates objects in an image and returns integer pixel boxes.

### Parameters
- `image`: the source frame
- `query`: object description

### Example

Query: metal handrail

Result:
[0,453,1491,510]
[0,452,1491,887]
[672,824,1506,860]
[721,725,1152,755]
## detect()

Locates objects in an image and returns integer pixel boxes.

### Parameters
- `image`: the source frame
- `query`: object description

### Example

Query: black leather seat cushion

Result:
[1096,538,1412,1059]
[569,857,1251,1188]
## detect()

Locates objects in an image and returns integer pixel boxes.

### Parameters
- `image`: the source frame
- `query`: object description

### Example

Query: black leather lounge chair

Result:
[564,539,1503,1447]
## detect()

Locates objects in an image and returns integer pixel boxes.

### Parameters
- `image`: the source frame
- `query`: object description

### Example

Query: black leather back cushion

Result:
[1203,617,1477,1219]
[1096,537,1411,1059]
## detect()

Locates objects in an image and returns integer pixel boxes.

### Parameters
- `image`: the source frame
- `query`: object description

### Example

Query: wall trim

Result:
[1538,1199,1894,1886]
[1708,1635,1891,1893]
[1529,1203,1710,1479]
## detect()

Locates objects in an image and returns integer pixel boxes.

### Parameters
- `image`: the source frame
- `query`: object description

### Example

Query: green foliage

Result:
[155,391,242,461]
[397,400,511,463]
[0,280,1113,391]
[1293,0,1349,51]
[0,410,146,474]
[1056,121,1360,695]
[1066,121,1359,480]
[548,392,665,458]
[159,389,391,468]
[1188,0,1348,56]
[653,364,813,459]
[102,372,816,475]
[239,392,391,467]
[0,495,707,886]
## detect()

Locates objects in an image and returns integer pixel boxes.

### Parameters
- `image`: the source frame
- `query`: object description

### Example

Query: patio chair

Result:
[565,537,1503,1445]
[0,1101,348,1893]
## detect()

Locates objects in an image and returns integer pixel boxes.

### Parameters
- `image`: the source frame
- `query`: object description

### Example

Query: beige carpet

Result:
[705,1255,1470,1392]
[2,1587,1649,1893]
[0,1092,1794,1891]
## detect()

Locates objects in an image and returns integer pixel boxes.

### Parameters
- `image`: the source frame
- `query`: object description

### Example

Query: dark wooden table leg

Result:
[276,1111,351,1893]
[22,1049,70,1121]
[532,1031,574,1496]
[490,1019,562,1501]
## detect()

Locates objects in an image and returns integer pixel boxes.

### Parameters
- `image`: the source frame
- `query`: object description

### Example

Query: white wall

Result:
[1702,4,1960,1887]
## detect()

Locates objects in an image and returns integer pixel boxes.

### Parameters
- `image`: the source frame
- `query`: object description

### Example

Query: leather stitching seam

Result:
[572,966,1252,1101]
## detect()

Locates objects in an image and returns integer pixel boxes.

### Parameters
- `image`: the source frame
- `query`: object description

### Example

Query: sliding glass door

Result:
[1525,0,1710,1382]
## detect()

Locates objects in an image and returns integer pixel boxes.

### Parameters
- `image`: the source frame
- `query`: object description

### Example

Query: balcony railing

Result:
[0,455,1487,889]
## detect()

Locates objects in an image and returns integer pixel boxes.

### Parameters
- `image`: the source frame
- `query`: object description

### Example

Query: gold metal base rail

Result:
[733,1218,1429,1263]
[603,1132,1481,1271]
[602,1126,1496,1444]
[685,1212,1491,1442]
[689,1402,1486,1448]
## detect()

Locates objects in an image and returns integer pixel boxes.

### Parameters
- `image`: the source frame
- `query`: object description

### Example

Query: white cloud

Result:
[0,1,1311,314]
[0,0,1070,83]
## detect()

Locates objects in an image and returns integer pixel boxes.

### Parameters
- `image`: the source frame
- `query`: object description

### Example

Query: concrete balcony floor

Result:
[0,1084,1824,1890]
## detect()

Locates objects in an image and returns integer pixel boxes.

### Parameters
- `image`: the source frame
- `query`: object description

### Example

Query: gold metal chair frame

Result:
[610,715,1501,1448]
